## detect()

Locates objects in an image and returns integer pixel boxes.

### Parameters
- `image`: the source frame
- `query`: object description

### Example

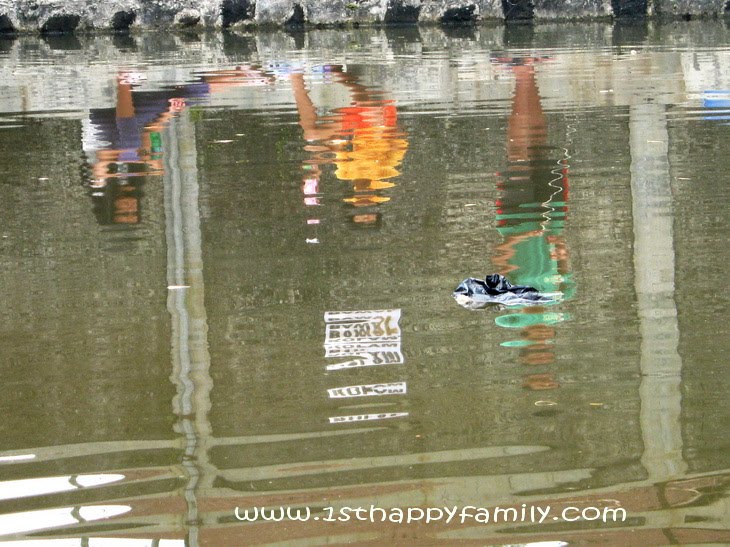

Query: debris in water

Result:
[453,274,560,309]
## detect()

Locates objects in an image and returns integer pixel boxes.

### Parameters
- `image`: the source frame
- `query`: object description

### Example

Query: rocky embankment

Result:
[0,0,727,33]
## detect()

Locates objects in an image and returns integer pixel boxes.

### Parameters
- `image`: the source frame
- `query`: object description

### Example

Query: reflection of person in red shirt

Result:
[291,66,408,226]
[491,57,574,391]
[85,67,272,225]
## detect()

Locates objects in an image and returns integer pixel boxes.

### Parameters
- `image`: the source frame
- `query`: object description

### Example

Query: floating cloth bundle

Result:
[453,274,560,310]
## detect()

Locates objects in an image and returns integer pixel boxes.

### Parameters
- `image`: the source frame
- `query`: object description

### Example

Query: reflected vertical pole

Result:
[164,108,215,546]
[629,102,687,488]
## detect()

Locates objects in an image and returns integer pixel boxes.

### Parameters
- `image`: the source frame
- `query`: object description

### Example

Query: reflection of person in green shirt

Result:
[491,58,575,385]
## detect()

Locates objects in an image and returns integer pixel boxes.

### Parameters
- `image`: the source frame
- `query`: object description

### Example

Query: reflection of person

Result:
[491,58,574,388]
[290,66,408,226]
[84,67,272,224]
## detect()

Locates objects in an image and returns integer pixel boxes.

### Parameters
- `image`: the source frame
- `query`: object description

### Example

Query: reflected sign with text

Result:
[324,309,403,371]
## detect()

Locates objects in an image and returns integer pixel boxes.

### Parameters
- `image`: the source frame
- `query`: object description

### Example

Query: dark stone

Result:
[441,25,476,39]
[0,14,15,33]
[222,31,256,56]
[43,33,82,49]
[384,0,421,24]
[384,25,422,52]
[178,29,201,40]
[611,0,648,18]
[441,4,477,24]
[726,1,730,12]
[40,14,81,33]
[177,13,201,26]
[502,0,534,20]
[612,20,648,46]
[286,28,305,48]
[111,10,136,30]
[112,33,137,50]
[0,35,15,50]
[503,21,535,46]
[221,0,254,27]
[286,3,305,26]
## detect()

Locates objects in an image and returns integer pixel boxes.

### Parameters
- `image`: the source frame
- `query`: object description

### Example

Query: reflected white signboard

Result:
[328,382,407,399]
[324,309,404,370]
[328,412,409,424]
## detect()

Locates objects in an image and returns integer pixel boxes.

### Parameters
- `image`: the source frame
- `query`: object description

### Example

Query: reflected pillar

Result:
[164,109,215,546]
[629,102,686,485]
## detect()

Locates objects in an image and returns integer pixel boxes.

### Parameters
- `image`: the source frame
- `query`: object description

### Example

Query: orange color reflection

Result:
[291,66,408,227]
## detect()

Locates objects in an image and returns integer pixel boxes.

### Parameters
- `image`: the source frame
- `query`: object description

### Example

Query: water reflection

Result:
[701,90,730,123]
[630,102,686,484]
[163,105,214,546]
[2,25,730,545]
[324,309,403,370]
[491,56,574,390]
[292,65,408,229]
[0,505,131,536]
[323,309,408,424]
[0,541,184,546]
[0,473,125,501]
[84,67,271,224]
[0,454,35,463]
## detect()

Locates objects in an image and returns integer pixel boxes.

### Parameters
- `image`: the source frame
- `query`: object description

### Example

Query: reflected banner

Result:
[324,309,403,371]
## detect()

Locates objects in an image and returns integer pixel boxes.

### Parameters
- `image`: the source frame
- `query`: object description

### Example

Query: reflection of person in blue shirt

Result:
[84,68,272,224]
[491,58,574,387]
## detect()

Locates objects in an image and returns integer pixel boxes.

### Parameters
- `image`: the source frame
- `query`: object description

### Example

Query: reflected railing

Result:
[0,505,132,537]
[0,473,125,501]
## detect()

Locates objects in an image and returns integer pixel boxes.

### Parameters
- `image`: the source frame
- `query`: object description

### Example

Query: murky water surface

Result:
[1,21,730,545]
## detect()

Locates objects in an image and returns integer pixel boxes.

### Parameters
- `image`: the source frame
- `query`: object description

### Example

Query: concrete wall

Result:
[0,0,728,32]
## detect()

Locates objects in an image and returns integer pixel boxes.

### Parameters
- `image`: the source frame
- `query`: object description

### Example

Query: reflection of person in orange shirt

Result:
[491,57,574,390]
[85,67,272,225]
[291,66,408,226]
